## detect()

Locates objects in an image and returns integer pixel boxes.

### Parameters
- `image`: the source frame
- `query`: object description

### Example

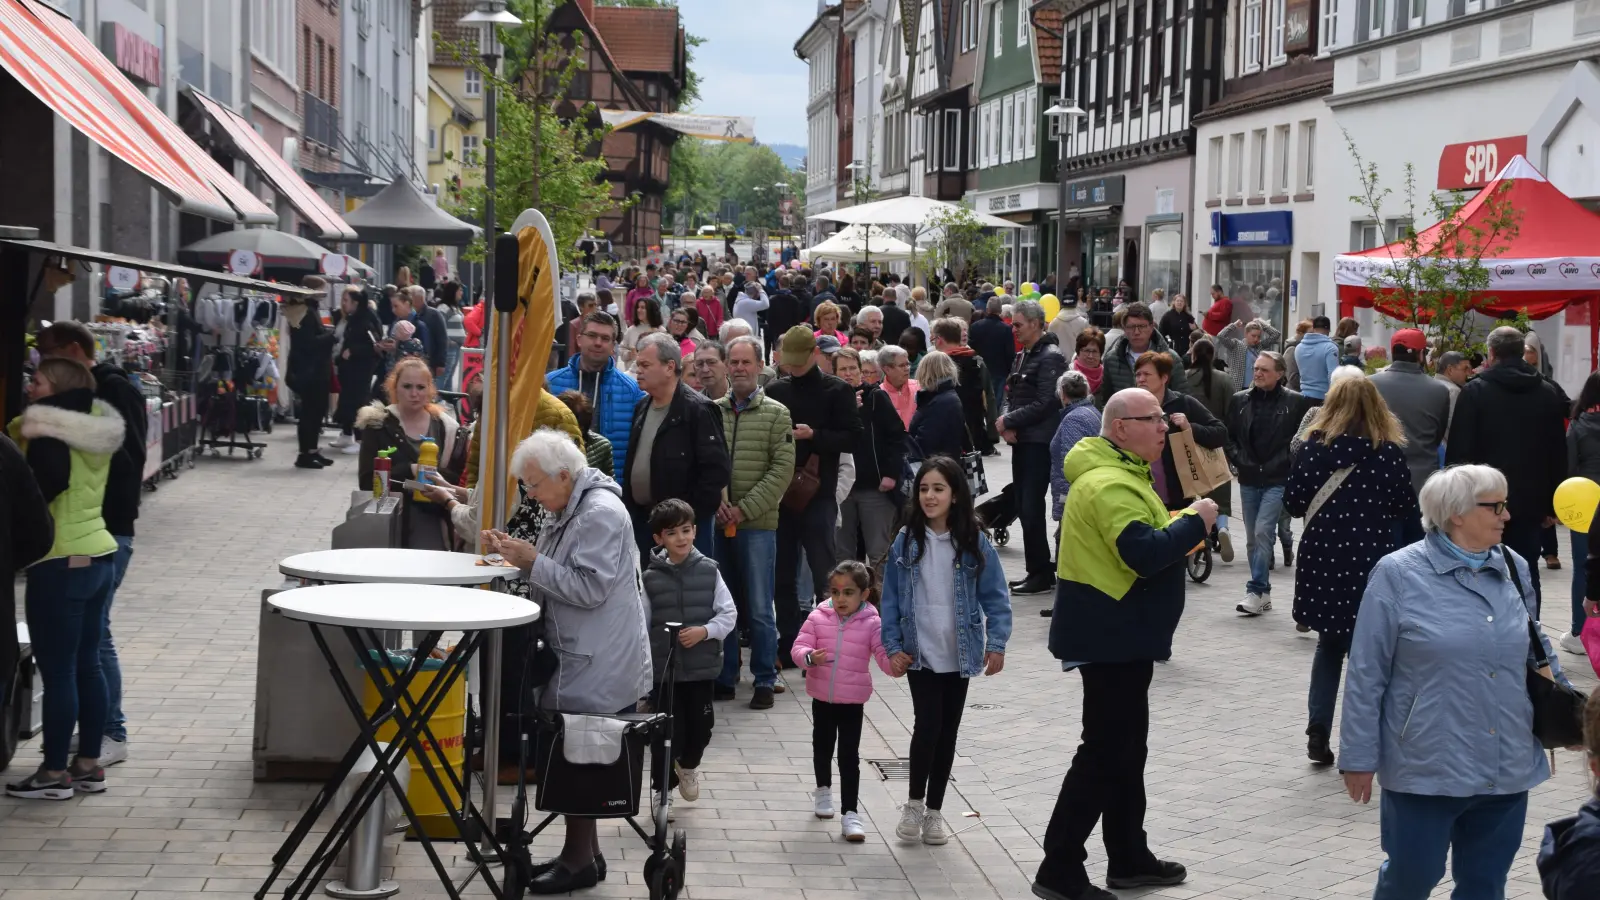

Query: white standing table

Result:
[260,583,538,900]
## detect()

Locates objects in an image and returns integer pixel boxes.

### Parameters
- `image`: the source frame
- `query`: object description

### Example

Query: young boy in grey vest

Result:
[644,499,737,805]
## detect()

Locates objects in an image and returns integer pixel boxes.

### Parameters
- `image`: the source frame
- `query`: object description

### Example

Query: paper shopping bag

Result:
[1170,428,1232,499]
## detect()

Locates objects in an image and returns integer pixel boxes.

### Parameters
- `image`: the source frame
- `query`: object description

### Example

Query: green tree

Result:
[921,206,1007,284]
[1344,129,1522,360]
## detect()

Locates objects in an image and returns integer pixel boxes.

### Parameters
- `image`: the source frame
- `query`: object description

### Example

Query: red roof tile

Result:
[591,5,681,74]
[431,0,479,64]
[1032,5,1065,77]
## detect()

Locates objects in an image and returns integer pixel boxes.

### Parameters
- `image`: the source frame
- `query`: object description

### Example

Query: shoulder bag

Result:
[960,415,989,498]
[1302,464,1355,527]
[1502,546,1589,750]
[781,454,821,513]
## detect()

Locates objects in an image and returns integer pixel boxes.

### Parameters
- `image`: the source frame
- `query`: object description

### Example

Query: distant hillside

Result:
[767,143,806,169]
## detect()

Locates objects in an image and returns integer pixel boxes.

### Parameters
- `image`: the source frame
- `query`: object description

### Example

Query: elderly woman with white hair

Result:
[908,351,966,461]
[480,428,652,894]
[1340,463,1572,900]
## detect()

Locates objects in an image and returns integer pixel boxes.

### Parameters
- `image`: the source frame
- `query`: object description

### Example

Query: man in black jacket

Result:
[1446,326,1569,611]
[409,286,450,388]
[765,274,806,358]
[1225,351,1313,617]
[998,301,1068,594]
[36,320,147,764]
[622,332,731,560]
[1,433,53,738]
[766,326,862,666]
[879,291,913,346]
[969,297,1016,408]
[930,318,995,454]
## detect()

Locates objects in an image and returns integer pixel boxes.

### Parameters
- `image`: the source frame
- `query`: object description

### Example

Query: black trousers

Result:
[649,679,716,790]
[333,358,375,434]
[1036,661,1158,895]
[1541,523,1560,558]
[1012,442,1053,577]
[776,494,839,660]
[1503,516,1543,617]
[907,669,969,810]
[812,699,864,814]
[297,384,329,454]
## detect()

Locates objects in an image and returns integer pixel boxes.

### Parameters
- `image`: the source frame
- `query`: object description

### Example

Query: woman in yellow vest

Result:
[5,357,126,800]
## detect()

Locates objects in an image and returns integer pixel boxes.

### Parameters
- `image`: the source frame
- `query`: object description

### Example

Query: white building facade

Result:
[797,4,842,246]
[1324,0,1600,392]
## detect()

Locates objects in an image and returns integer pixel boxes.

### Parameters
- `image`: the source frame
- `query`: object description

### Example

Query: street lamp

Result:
[1045,99,1086,298]
[843,161,872,275]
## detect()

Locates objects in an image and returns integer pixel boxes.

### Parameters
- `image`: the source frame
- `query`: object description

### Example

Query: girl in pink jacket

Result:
[792,560,898,843]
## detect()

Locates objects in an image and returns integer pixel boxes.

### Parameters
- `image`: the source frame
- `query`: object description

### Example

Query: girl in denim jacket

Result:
[880,456,1013,846]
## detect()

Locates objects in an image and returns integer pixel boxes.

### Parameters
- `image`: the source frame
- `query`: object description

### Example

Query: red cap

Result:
[1391,328,1427,352]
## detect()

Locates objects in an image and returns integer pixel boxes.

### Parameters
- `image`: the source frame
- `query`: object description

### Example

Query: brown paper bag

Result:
[1170,428,1232,498]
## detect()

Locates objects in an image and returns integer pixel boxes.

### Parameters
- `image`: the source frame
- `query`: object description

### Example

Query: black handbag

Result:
[1502,547,1589,750]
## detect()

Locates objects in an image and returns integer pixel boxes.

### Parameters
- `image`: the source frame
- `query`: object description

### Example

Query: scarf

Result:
[1073,358,1103,393]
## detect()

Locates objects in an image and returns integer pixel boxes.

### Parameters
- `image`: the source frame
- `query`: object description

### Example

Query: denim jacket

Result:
[1339,533,1567,797]
[880,527,1013,678]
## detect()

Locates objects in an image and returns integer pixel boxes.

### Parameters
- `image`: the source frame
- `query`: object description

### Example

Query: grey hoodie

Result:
[527,467,653,713]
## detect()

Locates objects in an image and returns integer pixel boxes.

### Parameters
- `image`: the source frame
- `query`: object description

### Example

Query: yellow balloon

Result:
[1554,477,1600,533]
[1040,293,1061,322]
[994,288,1007,297]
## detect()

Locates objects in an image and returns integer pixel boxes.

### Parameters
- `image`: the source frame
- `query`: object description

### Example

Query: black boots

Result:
[1306,724,1335,765]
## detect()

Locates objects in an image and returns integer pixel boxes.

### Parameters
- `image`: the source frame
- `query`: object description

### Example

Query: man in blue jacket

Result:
[546,311,644,475]
[1293,316,1341,402]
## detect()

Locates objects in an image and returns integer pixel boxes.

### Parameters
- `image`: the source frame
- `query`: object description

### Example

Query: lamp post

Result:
[844,160,869,276]
[1045,97,1086,299]
[458,0,520,855]
[774,181,791,257]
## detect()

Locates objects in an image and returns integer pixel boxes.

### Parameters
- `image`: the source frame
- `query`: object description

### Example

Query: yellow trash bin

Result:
[361,651,467,838]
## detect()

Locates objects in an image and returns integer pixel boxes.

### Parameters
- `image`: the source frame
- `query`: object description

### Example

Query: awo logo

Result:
[1527,263,1548,277]
[1495,265,1516,278]
[1560,262,1580,277]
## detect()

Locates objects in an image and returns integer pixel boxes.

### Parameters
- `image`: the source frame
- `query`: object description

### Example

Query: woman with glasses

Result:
[1340,463,1568,900]
[1284,373,1422,767]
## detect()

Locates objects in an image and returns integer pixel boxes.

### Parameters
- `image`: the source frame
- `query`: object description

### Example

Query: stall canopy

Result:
[807,195,1023,230]
[805,225,914,263]
[188,88,357,241]
[177,230,357,279]
[1336,155,1600,323]
[0,0,276,225]
[342,178,482,245]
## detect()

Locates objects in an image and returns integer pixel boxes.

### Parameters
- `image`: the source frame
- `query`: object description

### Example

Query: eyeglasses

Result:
[1124,322,1152,333]
[1476,500,1509,515]
[1118,413,1170,425]
[579,331,614,342]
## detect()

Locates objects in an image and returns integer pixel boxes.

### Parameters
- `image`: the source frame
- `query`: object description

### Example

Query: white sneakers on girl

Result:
[813,788,835,819]
[921,809,949,845]
[840,811,865,842]
[896,799,926,840]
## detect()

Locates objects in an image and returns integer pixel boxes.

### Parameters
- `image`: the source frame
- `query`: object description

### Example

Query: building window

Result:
[464,67,482,98]
[1251,128,1267,196]
[1578,0,1600,36]
[304,25,313,88]
[1368,0,1386,39]
[1270,0,1288,62]
[1299,120,1316,192]
[1025,91,1038,158]
[428,127,437,152]
[1001,95,1015,164]
[1409,0,1426,29]
[1111,12,1125,114]
[1150,21,1165,104]
[993,3,1004,56]
[1207,135,1223,200]
[961,0,973,49]
[1243,0,1263,72]
[1273,124,1290,193]
[1228,132,1245,198]
[462,133,481,165]
[1019,0,1030,45]
[1321,0,1341,51]
[943,108,962,170]
[1171,18,1185,97]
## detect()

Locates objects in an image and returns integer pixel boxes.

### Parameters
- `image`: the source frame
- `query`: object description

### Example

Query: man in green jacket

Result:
[713,335,796,709]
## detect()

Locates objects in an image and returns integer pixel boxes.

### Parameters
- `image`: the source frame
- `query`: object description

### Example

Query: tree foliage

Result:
[1344,129,1522,359]
[665,140,802,233]
[921,206,1007,283]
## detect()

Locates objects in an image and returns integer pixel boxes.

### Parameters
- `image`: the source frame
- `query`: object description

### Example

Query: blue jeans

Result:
[104,536,133,742]
[1571,529,1588,635]
[715,528,778,689]
[26,556,114,770]
[1239,484,1286,596]
[1373,790,1528,899]
[1306,631,1351,732]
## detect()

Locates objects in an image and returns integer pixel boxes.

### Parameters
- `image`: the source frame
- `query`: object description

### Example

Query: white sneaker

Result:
[97,738,128,767]
[1237,592,1272,616]
[921,809,949,845]
[896,799,926,840]
[1559,631,1588,655]
[340,442,361,455]
[813,787,835,819]
[841,811,865,842]
[328,433,354,449]
[674,762,700,802]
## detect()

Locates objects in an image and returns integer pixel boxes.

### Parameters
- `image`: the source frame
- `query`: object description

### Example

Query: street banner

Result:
[598,109,755,143]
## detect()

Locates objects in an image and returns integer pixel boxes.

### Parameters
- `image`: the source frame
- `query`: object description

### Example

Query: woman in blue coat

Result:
[908,352,969,463]
[1284,374,1422,766]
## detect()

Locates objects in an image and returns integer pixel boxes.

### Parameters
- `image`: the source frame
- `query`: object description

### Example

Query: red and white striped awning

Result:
[188,88,356,241]
[0,0,276,225]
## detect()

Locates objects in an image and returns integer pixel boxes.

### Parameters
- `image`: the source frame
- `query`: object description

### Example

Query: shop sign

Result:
[1210,211,1294,247]
[1283,0,1313,52]
[977,184,1051,213]
[1437,136,1527,191]
[105,266,140,291]
[228,250,260,275]
[1064,175,1125,209]
[320,253,348,278]
[101,22,161,87]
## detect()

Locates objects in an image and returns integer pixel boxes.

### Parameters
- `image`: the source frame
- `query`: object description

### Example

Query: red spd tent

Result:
[1335,155,1600,354]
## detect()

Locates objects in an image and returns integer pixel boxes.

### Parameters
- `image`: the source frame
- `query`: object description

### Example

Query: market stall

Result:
[1335,155,1600,360]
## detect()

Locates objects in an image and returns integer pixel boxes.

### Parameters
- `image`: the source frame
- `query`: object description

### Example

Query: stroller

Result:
[498,624,688,900]
[976,483,1015,547]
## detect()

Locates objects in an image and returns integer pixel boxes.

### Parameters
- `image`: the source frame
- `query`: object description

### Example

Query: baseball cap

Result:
[816,334,842,355]
[779,326,817,368]
[1391,328,1426,352]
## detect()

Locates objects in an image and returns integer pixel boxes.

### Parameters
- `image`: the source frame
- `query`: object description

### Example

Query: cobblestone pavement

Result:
[2,425,1596,899]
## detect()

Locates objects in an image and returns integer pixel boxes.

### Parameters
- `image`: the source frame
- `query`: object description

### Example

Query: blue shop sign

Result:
[1209,211,1294,247]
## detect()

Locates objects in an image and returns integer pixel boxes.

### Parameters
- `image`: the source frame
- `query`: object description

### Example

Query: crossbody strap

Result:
[1501,545,1551,670]
[1303,464,1355,527]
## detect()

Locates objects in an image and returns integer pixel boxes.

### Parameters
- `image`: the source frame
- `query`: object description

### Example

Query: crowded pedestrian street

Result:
[0,424,1591,900]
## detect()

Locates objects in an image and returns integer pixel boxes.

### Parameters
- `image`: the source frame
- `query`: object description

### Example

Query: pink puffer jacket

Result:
[791,602,894,705]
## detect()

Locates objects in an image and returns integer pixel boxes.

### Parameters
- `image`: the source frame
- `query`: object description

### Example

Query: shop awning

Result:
[1051,205,1119,222]
[188,88,356,241]
[1,237,320,297]
[0,0,275,225]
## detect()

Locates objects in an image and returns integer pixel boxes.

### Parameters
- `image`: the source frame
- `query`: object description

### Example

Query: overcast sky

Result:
[677,0,818,148]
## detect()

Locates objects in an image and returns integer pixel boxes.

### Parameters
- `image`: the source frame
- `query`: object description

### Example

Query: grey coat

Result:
[527,467,654,713]
[1216,320,1282,391]
[1370,361,1453,493]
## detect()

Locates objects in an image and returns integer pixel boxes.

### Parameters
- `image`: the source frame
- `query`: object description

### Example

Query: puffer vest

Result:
[641,548,724,683]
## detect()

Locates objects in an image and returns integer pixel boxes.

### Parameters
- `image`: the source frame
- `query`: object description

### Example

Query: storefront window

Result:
[1144,222,1182,301]
[177,0,204,94]
[1216,254,1290,335]
[1018,226,1037,283]
[1092,228,1119,291]
[209,1,233,105]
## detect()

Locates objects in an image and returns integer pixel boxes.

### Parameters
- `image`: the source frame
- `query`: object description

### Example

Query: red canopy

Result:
[1335,155,1600,323]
